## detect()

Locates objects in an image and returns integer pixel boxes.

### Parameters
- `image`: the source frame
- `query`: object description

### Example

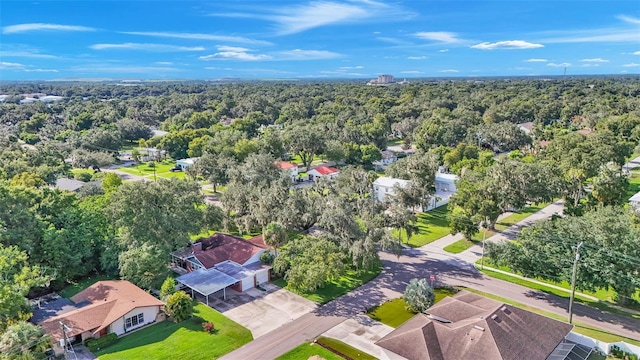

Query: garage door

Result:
[256,269,269,285]
[241,276,254,291]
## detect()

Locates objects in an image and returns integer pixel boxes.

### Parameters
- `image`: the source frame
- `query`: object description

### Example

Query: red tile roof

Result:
[193,233,268,269]
[39,281,163,341]
[310,165,339,175]
[276,161,297,170]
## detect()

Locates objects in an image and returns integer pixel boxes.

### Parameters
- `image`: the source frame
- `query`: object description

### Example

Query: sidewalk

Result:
[321,314,394,359]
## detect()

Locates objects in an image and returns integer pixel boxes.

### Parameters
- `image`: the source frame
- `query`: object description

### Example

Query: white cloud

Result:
[339,66,364,70]
[618,15,640,25]
[414,32,461,43]
[622,63,640,67]
[72,65,182,73]
[120,31,271,45]
[276,49,342,60]
[24,68,59,72]
[0,51,58,59]
[580,58,609,63]
[200,46,271,61]
[407,56,427,60]
[373,31,381,34]
[633,51,640,55]
[90,43,205,51]
[439,49,449,53]
[214,1,414,35]
[581,64,600,67]
[0,62,25,69]
[539,29,639,44]
[400,70,423,74]
[154,61,173,65]
[3,23,94,34]
[547,62,571,67]
[471,40,544,50]
[440,69,459,73]
[525,58,547,62]
[376,37,412,46]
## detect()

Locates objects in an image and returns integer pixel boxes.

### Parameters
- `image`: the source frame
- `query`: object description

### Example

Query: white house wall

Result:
[109,306,161,336]
[256,269,269,285]
[243,250,266,266]
[379,348,409,360]
[241,276,254,291]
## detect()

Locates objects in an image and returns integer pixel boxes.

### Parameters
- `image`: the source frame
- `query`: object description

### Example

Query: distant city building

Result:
[367,74,396,86]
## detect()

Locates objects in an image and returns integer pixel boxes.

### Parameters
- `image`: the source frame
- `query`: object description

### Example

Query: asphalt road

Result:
[222,250,640,360]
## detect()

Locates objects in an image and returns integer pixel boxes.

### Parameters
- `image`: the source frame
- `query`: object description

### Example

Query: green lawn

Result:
[444,229,494,254]
[494,203,549,231]
[367,288,458,328]
[462,288,640,347]
[95,304,252,360]
[58,273,118,299]
[626,170,640,198]
[273,264,381,304]
[316,337,377,360]
[276,342,343,360]
[394,205,451,247]
[118,160,186,180]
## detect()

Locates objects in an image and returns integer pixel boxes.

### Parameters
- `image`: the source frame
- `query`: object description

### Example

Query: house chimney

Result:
[192,242,202,253]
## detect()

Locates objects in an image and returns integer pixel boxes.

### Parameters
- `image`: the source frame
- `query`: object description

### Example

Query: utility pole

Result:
[60,321,68,360]
[480,219,488,270]
[568,242,583,324]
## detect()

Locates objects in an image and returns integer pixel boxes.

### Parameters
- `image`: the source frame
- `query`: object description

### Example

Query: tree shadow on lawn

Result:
[522,290,640,334]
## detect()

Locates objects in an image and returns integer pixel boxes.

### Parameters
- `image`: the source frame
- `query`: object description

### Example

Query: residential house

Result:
[629,191,640,210]
[373,150,398,170]
[137,147,166,162]
[38,281,164,356]
[176,157,199,171]
[54,178,102,193]
[376,290,577,360]
[517,121,534,135]
[307,165,340,182]
[170,233,272,304]
[372,177,412,203]
[276,161,299,182]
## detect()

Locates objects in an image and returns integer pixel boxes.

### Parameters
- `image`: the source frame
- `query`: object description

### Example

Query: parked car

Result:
[170,166,182,172]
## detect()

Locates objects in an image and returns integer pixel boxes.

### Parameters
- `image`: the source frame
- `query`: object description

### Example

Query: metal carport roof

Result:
[176,267,238,304]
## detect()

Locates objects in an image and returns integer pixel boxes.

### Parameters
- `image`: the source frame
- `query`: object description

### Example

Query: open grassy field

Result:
[95,304,252,360]
[273,263,381,304]
[118,159,186,180]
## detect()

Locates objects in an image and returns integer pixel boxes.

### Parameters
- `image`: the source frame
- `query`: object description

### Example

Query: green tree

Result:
[448,206,479,240]
[101,172,123,194]
[404,278,435,313]
[590,166,629,207]
[285,125,325,170]
[118,244,168,289]
[263,222,288,255]
[160,277,177,299]
[0,322,50,360]
[164,291,193,322]
[487,207,640,305]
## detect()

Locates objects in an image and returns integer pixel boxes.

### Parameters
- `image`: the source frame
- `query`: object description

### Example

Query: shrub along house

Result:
[38,280,164,356]
[170,233,272,304]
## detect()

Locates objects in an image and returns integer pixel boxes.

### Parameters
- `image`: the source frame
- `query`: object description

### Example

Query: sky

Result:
[0,0,639,80]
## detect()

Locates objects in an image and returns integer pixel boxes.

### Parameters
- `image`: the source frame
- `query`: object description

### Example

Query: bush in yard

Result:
[74,171,93,182]
[260,251,274,265]
[85,333,118,352]
[404,278,435,313]
[165,290,193,322]
[160,277,176,299]
[202,321,215,333]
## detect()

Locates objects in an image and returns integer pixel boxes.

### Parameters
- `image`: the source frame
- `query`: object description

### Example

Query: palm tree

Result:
[263,222,288,255]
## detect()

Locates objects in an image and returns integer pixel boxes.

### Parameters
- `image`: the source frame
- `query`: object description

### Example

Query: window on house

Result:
[125,313,144,329]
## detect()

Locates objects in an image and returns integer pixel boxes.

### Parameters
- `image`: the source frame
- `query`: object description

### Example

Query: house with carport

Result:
[170,233,272,305]
[37,280,164,356]
[276,161,299,182]
[307,165,340,182]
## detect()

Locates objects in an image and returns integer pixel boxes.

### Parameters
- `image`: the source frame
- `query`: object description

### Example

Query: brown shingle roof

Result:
[39,280,163,341]
[193,233,267,269]
[375,291,573,360]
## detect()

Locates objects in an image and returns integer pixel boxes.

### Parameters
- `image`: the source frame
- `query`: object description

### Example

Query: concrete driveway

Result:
[213,285,317,338]
[322,314,394,359]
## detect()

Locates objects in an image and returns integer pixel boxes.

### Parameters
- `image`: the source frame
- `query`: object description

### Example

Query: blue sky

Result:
[1,0,639,80]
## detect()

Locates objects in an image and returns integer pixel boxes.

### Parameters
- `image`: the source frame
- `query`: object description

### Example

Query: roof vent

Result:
[427,314,452,323]
[473,325,485,332]
[491,314,501,323]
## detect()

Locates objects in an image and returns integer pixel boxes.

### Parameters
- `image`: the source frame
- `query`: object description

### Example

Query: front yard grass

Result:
[276,342,343,360]
[443,229,494,254]
[367,288,458,328]
[394,205,451,247]
[316,337,377,360]
[494,203,550,231]
[626,170,640,198]
[118,159,186,180]
[273,263,381,304]
[58,273,118,299]
[94,304,252,360]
